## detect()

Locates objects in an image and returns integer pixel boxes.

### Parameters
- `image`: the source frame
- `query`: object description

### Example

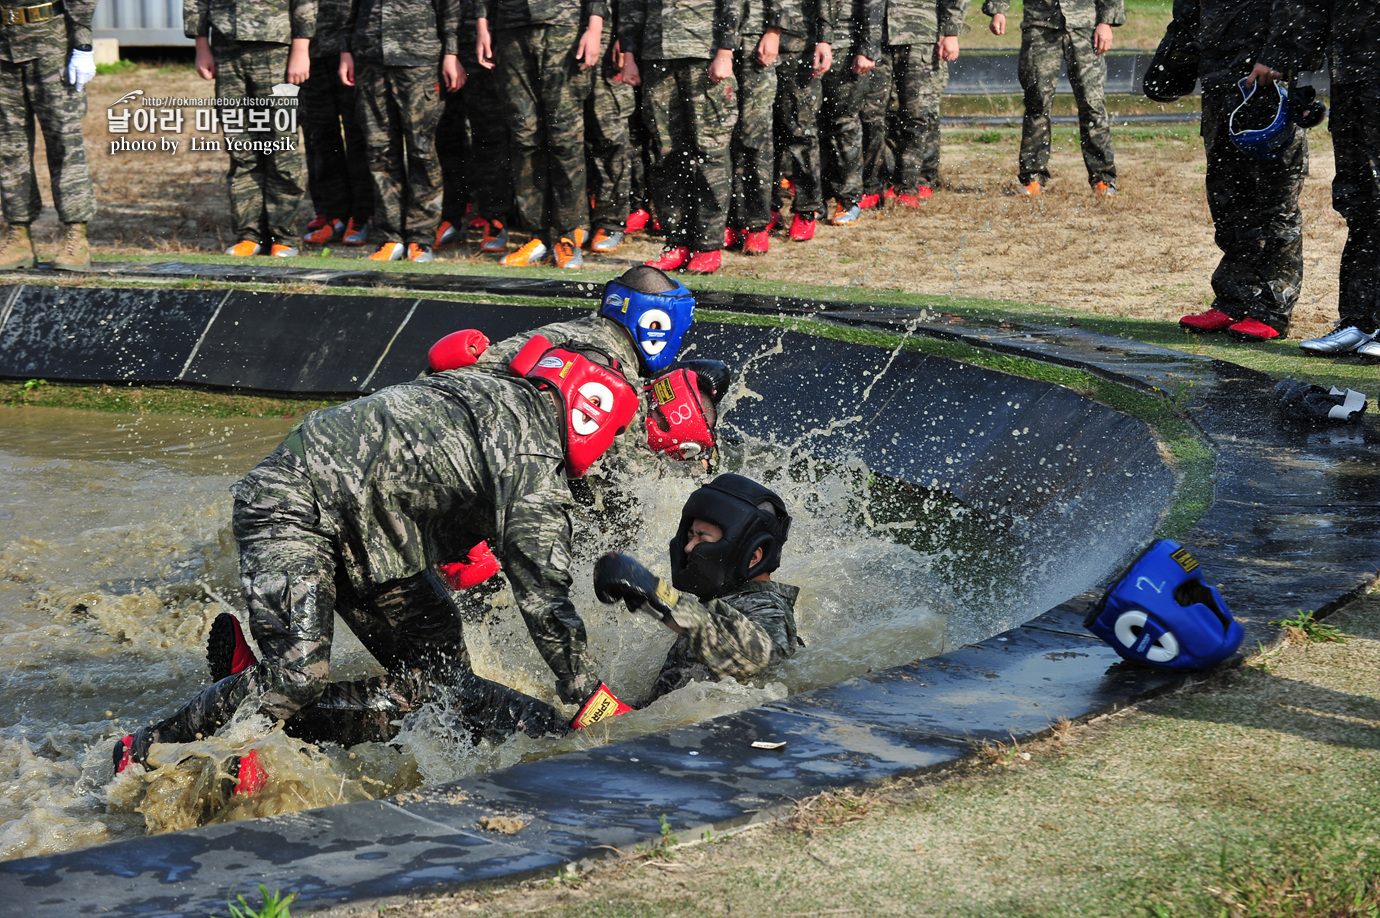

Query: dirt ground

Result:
[15,61,1348,343]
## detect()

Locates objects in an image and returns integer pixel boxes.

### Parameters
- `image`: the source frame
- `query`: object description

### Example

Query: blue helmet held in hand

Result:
[599,266,696,375]
[1085,540,1244,670]
[1228,78,1293,161]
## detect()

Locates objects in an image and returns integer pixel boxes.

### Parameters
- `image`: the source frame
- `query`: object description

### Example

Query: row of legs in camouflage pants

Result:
[864,43,948,197]
[128,447,562,765]
[1016,26,1116,190]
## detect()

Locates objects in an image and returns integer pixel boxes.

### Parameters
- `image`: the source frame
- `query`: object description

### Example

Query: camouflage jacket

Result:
[881,0,967,48]
[980,0,1123,30]
[0,0,96,63]
[287,371,591,686]
[648,580,801,698]
[619,0,741,59]
[818,0,883,59]
[729,0,807,42]
[346,0,460,63]
[1170,0,1292,88]
[1260,0,1377,85]
[311,0,352,55]
[185,0,315,41]
[477,0,606,29]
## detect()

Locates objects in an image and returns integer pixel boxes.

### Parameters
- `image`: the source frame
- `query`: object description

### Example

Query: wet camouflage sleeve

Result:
[620,0,741,58]
[185,0,313,42]
[883,0,967,48]
[987,0,1122,30]
[347,0,459,64]
[644,580,800,697]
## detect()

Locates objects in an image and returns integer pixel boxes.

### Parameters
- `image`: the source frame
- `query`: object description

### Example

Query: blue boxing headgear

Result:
[1085,539,1244,670]
[599,269,695,374]
[1229,78,1293,161]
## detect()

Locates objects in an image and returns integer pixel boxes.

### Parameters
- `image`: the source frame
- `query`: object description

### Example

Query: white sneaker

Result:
[1298,324,1376,355]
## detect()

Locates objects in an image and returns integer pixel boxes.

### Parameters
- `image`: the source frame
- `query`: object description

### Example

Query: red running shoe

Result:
[113,735,134,774]
[646,246,690,270]
[686,250,722,274]
[1228,317,1283,341]
[208,612,258,683]
[1179,308,1235,333]
[765,209,781,233]
[230,750,268,796]
[859,193,881,210]
[626,208,652,233]
[724,226,745,248]
[743,229,770,255]
[789,213,816,241]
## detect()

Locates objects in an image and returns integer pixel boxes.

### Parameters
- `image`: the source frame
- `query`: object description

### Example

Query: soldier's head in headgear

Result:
[669,474,791,599]
[599,266,696,376]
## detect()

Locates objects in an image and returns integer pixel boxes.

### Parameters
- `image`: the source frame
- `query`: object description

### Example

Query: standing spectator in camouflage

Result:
[114,343,671,769]
[593,473,799,704]
[0,0,97,271]
[1174,0,1303,341]
[724,0,800,252]
[187,0,313,257]
[583,8,634,256]
[811,0,881,224]
[621,0,742,275]
[476,0,605,269]
[433,13,512,253]
[340,0,462,263]
[984,0,1121,197]
[298,0,373,247]
[860,0,966,208]
[1256,0,1380,356]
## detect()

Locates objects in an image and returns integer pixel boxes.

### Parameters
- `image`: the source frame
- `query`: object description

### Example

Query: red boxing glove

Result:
[428,329,491,372]
[438,540,501,590]
[570,682,633,729]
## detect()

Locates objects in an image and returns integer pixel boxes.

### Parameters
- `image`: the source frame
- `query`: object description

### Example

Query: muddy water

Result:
[0,404,1111,863]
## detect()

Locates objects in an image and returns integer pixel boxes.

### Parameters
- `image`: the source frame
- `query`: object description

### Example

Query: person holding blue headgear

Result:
[1171,0,1308,344]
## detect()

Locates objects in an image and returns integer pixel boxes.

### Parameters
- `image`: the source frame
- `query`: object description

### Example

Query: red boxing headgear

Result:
[511,335,639,477]
[428,329,490,372]
[645,368,716,461]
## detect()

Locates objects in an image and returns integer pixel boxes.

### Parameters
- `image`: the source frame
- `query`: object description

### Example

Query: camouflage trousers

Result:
[214,39,306,244]
[435,42,513,224]
[771,35,821,215]
[728,41,779,231]
[585,36,633,232]
[130,446,562,762]
[1016,26,1115,188]
[641,58,739,251]
[862,43,947,195]
[299,54,373,221]
[0,35,95,225]
[494,22,592,243]
[355,56,445,247]
[1202,84,1305,333]
[1330,81,1380,332]
[819,55,875,207]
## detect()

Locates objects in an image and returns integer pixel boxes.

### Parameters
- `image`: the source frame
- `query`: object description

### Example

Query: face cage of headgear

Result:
[669,474,791,599]
[510,335,639,478]
[599,277,696,374]
[645,367,717,464]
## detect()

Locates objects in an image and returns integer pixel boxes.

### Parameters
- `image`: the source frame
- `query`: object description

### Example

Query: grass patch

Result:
[0,380,335,419]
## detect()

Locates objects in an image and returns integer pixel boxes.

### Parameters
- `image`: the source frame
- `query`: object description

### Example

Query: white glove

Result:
[67,48,96,92]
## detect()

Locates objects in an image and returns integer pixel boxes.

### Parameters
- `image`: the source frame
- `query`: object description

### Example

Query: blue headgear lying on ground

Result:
[1085,539,1244,670]
[1229,78,1294,160]
[670,473,791,599]
[1273,378,1367,424]
[599,269,696,374]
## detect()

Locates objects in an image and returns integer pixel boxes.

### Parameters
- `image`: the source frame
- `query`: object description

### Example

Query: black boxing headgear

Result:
[669,473,791,599]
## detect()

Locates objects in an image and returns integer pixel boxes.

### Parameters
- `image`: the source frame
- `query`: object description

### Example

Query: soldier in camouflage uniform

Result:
[1174,0,1303,340]
[860,0,966,206]
[593,474,799,703]
[583,7,634,255]
[476,0,605,268]
[298,0,373,246]
[117,355,657,766]
[0,0,97,270]
[188,0,314,257]
[341,0,462,263]
[984,0,1121,196]
[620,0,742,274]
[724,0,802,250]
[1257,0,1379,355]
